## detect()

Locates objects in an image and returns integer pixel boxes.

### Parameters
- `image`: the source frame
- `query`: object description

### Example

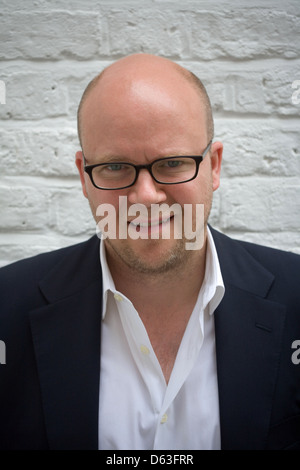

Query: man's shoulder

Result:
[0,236,101,322]
[235,234,299,262]
[211,226,300,262]
[210,227,300,305]
[0,236,100,283]
[210,226,300,285]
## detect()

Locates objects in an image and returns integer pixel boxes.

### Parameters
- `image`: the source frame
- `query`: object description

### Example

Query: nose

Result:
[127,169,167,206]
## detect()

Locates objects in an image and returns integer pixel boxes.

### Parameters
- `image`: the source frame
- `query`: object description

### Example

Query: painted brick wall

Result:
[0,0,299,267]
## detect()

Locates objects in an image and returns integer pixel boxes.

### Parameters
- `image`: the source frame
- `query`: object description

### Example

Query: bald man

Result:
[0,54,299,450]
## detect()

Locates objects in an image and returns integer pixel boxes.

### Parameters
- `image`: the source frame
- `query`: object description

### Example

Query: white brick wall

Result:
[0,0,299,266]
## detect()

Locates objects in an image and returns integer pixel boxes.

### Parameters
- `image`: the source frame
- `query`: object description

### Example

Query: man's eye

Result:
[106,164,124,171]
[157,159,182,169]
[166,160,182,168]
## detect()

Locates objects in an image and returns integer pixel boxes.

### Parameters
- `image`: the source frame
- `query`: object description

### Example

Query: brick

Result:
[0,71,68,120]
[224,69,300,116]
[0,184,50,231]
[219,177,300,232]
[103,7,299,60]
[214,119,300,178]
[0,12,100,60]
[262,69,300,115]
[0,182,95,235]
[103,9,188,58]
[190,64,300,117]
[188,8,300,60]
[0,128,79,177]
[48,188,96,236]
[0,64,111,121]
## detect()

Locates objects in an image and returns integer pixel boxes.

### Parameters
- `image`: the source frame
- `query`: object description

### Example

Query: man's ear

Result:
[210,141,223,191]
[75,150,88,198]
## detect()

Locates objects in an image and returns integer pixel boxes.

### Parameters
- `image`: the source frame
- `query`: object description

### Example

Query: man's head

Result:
[75,53,223,275]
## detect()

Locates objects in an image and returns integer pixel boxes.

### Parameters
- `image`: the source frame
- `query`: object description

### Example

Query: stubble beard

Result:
[104,209,211,277]
[105,236,190,276]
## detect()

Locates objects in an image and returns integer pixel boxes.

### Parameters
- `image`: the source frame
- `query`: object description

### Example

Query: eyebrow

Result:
[100,155,128,163]
[83,151,200,165]
[83,153,128,165]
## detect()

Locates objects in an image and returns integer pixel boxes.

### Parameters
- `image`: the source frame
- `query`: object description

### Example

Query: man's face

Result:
[76,63,222,275]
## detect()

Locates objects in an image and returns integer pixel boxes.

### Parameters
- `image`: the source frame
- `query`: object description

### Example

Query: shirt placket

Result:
[114,292,167,421]
[153,301,204,448]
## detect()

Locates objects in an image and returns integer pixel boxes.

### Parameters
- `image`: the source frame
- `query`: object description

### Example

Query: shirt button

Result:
[114,293,123,302]
[140,345,150,355]
[161,413,168,424]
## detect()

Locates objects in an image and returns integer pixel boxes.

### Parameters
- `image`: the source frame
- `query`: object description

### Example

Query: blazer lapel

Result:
[211,228,287,450]
[29,236,102,450]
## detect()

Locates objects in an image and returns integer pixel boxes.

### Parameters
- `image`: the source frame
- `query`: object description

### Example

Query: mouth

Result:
[128,215,174,233]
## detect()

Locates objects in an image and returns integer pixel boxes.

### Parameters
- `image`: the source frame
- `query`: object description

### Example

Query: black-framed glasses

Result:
[83,140,212,190]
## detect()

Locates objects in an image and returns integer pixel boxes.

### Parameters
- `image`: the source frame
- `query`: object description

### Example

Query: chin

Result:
[108,238,190,275]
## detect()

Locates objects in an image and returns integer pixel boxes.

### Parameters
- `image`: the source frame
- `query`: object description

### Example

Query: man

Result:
[0,53,299,450]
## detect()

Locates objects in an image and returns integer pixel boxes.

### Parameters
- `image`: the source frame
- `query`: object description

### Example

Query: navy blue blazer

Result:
[0,227,299,450]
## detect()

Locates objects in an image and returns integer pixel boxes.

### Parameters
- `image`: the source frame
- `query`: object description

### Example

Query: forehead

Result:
[80,65,207,156]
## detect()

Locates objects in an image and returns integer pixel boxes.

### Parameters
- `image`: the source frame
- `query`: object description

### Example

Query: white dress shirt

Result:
[98,227,225,450]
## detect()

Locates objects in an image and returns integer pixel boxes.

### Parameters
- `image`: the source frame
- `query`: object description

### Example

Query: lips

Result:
[128,216,173,232]
[129,216,172,227]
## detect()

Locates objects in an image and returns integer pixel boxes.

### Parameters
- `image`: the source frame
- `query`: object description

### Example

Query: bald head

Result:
[77,53,214,150]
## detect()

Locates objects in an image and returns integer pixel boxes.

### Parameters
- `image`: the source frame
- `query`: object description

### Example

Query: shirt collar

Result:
[202,226,225,315]
[99,226,225,320]
[100,239,117,319]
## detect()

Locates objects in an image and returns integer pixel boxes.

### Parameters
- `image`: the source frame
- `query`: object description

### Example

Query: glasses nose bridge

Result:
[134,162,156,183]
